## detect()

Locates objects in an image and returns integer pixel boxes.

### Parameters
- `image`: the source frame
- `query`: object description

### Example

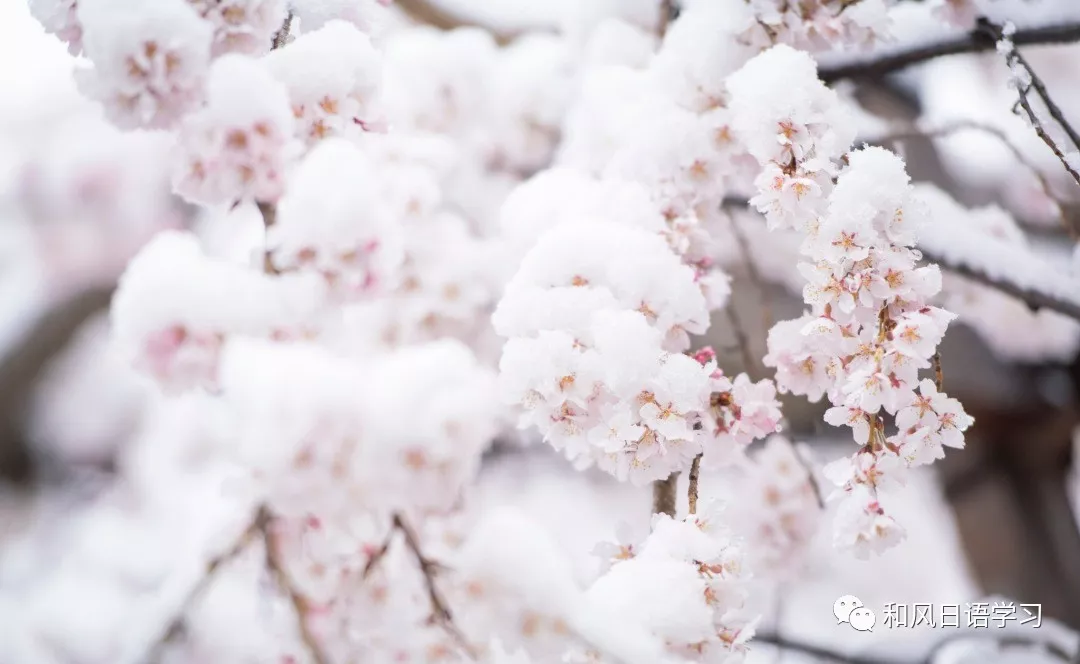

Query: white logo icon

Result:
[834,595,875,632]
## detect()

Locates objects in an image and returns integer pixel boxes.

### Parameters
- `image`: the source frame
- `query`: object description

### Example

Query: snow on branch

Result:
[819,18,1080,83]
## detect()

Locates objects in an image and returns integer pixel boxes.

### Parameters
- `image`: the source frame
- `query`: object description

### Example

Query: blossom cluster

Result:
[728,45,973,558]
[741,0,896,51]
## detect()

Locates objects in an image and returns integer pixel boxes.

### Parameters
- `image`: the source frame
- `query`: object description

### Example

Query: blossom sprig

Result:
[727,45,973,558]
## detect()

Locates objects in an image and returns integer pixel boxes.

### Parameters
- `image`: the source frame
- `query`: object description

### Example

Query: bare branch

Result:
[271,11,293,50]
[979,19,1080,192]
[687,454,702,515]
[393,0,528,46]
[361,513,476,658]
[819,19,1080,83]
[258,506,332,664]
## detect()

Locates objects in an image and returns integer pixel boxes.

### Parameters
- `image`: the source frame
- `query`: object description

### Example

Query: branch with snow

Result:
[819,18,1080,83]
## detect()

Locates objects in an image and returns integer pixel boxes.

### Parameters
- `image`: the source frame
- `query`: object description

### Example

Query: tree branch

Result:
[362,513,476,658]
[819,19,1080,83]
[393,0,527,46]
[652,473,679,517]
[687,454,702,515]
[259,506,332,664]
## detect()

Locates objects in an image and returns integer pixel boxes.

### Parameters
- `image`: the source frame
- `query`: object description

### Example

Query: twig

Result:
[979,19,1080,190]
[257,201,281,275]
[258,506,331,664]
[652,473,679,517]
[819,19,1080,83]
[720,196,1080,323]
[933,351,944,392]
[687,454,702,515]
[143,513,266,662]
[362,513,476,658]
[271,12,293,50]
[393,0,526,46]
[658,0,677,38]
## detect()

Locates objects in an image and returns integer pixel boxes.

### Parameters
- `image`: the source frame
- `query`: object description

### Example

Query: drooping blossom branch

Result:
[727,44,973,557]
[819,19,1080,83]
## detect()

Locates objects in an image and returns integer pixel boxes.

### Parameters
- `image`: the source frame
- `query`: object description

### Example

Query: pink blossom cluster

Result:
[728,45,973,558]
[494,219,780,484]
[110,231,329,393]
[741,0,896,50]
[75,0,213,130]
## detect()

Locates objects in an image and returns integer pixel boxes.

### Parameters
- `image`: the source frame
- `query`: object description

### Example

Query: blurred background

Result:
[2,0,1080,663]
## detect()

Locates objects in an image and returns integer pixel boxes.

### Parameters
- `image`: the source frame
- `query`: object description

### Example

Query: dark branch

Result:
[652,473,679,517]
[819,20,1080,83]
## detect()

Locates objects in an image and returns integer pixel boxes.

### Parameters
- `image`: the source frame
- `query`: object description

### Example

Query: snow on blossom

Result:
[187,0,287,56]
[489,34,574,174]
[173,54,295,206]
[110,230,328,393]
[648,0,757,113]
[264,19,384,144]
[585,508,756,662]
[380,27,499,144]
[76,0,213,130]
[29,0,84,55]
[269,138,404,301]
